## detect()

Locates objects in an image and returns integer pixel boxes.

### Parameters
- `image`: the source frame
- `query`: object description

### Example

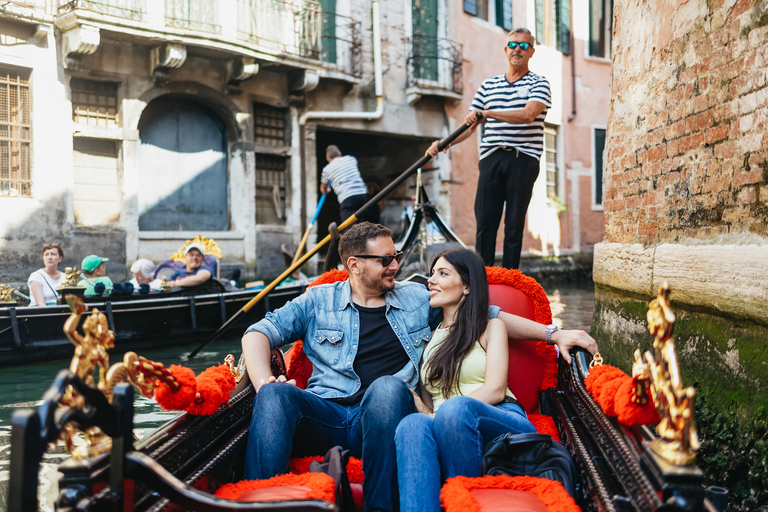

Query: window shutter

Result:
[464,0,478,16]
[535,0,545,46]
[495,0,513,30]
[557,0,571,55]
[589,0,601,56]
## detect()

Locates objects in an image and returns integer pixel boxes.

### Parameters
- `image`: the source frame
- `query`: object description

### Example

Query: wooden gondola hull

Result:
[0,284,303,368]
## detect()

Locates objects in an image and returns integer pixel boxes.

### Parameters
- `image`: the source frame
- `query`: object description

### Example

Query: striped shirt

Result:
[470,71,551,160]
[321,155,368,203]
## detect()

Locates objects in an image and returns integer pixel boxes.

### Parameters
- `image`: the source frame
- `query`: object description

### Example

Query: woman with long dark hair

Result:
[395,248,536,512]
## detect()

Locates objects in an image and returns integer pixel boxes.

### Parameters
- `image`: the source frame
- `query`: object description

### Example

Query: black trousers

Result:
[474,148,540,269]
[340,193,380,225]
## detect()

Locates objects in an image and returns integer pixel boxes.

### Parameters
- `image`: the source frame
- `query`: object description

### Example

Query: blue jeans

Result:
[395,396,537,512]
[244,376,416,512]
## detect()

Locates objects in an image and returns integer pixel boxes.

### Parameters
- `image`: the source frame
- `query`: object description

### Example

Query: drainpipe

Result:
[567,33,577,122]
[298,0,384,231]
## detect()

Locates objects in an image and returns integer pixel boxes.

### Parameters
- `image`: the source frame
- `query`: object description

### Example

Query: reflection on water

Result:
[0,281,596,511]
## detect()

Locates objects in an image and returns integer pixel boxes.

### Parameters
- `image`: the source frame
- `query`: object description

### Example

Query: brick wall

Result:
[605,0,768,245]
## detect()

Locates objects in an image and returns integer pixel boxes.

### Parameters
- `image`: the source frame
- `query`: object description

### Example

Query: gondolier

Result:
[426,27,551,269]
[321,145,380,224]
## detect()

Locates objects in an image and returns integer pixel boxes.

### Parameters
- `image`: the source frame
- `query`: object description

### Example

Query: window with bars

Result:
[254,103,289,147]
[544,126,558,199]
[0,66,31,198]
[254,103,290,224]
[71,78,119,127]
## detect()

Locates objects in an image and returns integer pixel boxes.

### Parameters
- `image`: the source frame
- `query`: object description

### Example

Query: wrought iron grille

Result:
[255,154,288,225]
[406,36,463,94]
[71,78,119,127]
[58,0,145,19]
[237,0,321,60]
[165,0,220,33]
[0,66,31,198]
[320,10,362,77]
[253,103,289,147]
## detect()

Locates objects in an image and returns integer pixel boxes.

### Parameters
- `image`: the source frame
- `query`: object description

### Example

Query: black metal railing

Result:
[58,0,145,20]
[406,36,463,95]
[319,10,362,78]
[165,0,220,34]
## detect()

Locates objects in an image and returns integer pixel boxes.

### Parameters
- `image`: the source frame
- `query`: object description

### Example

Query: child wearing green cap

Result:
[77,255,114,296]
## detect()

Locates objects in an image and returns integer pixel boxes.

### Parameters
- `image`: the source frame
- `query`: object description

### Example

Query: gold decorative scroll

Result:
[632,282,700,465]
[171,235,223,262]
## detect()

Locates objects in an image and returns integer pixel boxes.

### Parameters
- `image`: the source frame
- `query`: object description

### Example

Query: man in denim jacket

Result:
[241,222,596,512]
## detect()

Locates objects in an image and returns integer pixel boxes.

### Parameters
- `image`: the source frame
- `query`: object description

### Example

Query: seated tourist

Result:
[129,258,162,291]
[28,242,66,306]
[170,243,213,287]
[77,255,113,296]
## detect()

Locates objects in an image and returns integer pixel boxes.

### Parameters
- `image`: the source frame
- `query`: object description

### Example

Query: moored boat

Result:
[7,270,725,512]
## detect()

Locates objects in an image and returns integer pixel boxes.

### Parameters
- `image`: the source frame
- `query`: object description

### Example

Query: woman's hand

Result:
[551,329,598,363]
[411,389,434,417]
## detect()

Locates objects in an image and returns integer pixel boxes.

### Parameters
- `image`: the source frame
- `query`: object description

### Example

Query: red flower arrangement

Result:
[584,364,660,427]
[485,266,558,391]
[441,475,580,512]
[153,363,237,416]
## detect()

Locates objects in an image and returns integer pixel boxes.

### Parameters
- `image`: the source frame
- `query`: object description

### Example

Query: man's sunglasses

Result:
[354,250,404,267]
[507,41,531,50]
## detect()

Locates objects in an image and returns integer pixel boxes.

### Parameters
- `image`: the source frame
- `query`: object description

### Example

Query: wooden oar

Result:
[186,117,477,359]
[291,189,328,266]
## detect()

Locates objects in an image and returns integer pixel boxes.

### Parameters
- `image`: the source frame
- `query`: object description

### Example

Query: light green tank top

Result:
[421,327,514,411]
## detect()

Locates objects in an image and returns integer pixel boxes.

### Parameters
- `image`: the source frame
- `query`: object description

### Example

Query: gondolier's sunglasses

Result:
[507,41,531,50]
[354,250,404,267]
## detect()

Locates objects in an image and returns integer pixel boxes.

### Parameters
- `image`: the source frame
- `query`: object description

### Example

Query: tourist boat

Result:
[7,268,722,512]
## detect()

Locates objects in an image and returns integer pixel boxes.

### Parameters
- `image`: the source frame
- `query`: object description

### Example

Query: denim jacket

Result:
[246,280,500,400]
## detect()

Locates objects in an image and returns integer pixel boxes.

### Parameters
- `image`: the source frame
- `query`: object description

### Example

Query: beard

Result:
[360,265,396,294]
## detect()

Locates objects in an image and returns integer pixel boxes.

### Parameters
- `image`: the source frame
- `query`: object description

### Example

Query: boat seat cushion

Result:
[215,472,335,503]
[440,475,580,512]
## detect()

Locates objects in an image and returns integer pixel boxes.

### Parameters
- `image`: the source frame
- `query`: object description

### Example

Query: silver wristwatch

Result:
[544,324,559,345]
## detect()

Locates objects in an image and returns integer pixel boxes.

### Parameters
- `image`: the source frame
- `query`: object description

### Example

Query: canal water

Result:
[0,282,595,511]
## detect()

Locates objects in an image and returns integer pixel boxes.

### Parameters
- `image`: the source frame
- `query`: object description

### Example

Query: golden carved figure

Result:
[60,267,84,288]
[171,235,223,262]
[0,284,19,302]
[633,282,700,465]
[225,354,242,382]
[160,276,173,291]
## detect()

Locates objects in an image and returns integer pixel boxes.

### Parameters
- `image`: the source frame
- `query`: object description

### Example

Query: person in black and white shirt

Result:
[321,145,380,224]
[427,27,551,269]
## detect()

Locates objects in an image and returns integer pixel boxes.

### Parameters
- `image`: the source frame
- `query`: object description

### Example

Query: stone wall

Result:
[595,0,768,324]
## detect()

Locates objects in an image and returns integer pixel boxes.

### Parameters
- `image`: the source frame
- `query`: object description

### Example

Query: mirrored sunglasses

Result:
[507,41,531,50]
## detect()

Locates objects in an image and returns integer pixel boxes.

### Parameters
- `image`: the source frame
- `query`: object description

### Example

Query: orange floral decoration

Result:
[214,473,336,502]
[154,365,197,411]
[153,363,236,416]
[441,475,580,512]
[485,266,558,391]
[585,364,660,427]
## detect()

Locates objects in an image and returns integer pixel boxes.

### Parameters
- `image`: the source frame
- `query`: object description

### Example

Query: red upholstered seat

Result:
[441,475,580,512]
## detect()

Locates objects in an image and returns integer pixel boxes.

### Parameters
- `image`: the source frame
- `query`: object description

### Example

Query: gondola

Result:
[7,268,724,512]
[0,280,305,368]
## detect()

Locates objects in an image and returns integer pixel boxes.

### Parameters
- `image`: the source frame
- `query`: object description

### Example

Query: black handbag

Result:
[309,445,356,512]
[480,432,577,497]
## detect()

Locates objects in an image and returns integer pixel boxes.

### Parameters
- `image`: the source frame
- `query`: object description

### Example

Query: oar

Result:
[291,189,328,266]
[186,116,477,359]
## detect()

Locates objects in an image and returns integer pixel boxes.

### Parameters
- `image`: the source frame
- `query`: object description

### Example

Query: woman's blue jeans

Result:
[395,396,537,512]
[244,376,416,512]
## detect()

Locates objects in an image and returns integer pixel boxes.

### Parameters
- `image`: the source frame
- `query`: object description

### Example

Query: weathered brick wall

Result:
[605,0,768,245]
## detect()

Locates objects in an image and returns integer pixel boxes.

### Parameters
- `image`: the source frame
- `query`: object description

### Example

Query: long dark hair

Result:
[424,248,489,399]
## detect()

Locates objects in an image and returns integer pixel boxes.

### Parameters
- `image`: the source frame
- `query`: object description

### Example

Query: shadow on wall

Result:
[0,192,127,290]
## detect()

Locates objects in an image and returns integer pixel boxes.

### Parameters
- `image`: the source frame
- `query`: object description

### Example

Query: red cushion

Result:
[470,489,549,512]
[214,473,335,503]
[527,414,561,444]
[441,475,580,512]
[237,485,312,502]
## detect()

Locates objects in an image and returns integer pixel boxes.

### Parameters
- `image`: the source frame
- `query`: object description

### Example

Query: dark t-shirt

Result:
[170,265,213,281]
[332,304,410,406]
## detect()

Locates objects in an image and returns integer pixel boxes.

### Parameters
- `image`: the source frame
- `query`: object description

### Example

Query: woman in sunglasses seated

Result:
[394,248,538,512]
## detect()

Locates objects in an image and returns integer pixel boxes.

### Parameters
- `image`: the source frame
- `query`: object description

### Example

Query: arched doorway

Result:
[138,97,229,231]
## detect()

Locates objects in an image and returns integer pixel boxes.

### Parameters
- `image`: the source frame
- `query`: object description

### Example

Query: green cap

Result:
[82,255,109,273]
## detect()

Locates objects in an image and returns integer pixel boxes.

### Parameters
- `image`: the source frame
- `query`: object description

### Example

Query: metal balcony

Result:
[405,36,463,103]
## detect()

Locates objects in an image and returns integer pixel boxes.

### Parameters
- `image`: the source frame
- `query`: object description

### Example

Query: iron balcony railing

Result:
[237,0,321,60]
[59,0,144,20]
[406,36,463,95]
[319,10,362,78]
[166,0,219,34]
